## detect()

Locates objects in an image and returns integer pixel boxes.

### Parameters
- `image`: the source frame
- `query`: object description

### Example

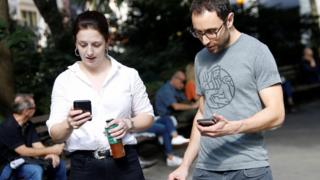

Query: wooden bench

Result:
[30,114,159,157]
[279,64,320,93]
[30,114,51,145]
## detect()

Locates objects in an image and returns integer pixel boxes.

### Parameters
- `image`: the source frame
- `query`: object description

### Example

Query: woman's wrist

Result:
[65,118,73,130]
[124,118,134,131]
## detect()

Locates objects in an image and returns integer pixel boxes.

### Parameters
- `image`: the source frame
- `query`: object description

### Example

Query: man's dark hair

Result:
[190,0,232,21]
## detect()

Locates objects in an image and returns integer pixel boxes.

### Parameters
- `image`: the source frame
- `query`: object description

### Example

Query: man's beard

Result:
[215,31,230,53]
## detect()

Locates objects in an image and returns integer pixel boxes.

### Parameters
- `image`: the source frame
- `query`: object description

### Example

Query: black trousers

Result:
[69,145,145,180]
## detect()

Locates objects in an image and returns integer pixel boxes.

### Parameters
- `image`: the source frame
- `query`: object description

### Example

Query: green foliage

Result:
[233,4,302,66]
[112,0,201,83]
[0,19,8,40]
[5,22,74,114]
[145,81,163,103]
[258,6,302,66]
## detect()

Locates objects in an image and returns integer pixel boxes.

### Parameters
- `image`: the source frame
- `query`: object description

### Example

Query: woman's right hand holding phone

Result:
[67,108,92,129]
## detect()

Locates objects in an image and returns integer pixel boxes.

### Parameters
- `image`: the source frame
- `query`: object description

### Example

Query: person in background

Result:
[280,76,296,113]
[46,11,154,180]
[155,71,198,137]
[301,47,320,83]
[169,0,285,179]
[0,94,67,180]
[185,63,200,102]
[143,116,185,167]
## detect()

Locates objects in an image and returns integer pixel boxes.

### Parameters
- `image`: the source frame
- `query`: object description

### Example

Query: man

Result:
[0,94,67,180]
[301,47,320,83]
[168,0,285,180]
[155,71,198,142]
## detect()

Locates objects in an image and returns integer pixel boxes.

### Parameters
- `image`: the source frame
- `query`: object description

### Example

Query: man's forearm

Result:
[16,146,58,157]
[238,85,285,133]
[172,103,197,111]
[180,111,202,168]
[238,105,285,133]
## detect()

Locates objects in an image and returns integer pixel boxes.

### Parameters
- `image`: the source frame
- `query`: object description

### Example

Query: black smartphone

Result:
[197,118,217,127]
[73,100,92,120]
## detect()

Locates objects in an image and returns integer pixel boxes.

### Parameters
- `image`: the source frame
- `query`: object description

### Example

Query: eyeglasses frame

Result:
[189,21,226,40]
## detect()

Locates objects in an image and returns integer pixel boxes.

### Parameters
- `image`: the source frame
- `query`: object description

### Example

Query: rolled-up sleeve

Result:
[130,70,154,117]
[46,74,70,135]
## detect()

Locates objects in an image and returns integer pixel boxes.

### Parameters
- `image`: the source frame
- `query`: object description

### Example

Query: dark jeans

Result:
[69,145,144,180]
[282,80,293,98]
[192,166,273,180]
[0,160,67,180]
[173,109,197,137]
[146,116,175,155]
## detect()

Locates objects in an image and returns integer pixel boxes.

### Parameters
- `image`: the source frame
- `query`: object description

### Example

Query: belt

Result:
[71,145,136,160]
[71,149,111,159]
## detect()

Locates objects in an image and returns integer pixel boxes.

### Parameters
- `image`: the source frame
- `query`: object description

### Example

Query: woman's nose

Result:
[86,46,94,56]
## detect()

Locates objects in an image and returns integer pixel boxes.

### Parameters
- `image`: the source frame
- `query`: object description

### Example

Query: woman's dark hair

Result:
[190,0,232,21]
[73,11,109,41]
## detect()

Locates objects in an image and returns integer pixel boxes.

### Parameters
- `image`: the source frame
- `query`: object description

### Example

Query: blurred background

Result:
[0,0,319,115]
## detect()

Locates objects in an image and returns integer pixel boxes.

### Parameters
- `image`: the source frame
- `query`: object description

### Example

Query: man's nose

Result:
[201,35,210,46]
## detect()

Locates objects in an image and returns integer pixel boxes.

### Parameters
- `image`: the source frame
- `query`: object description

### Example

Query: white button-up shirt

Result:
[46,56,154,152]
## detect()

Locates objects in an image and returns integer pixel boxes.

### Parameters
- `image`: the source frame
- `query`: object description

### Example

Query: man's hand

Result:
[196,114,243,137]
[50,143,65,155]
[168,165,189,180]
[44,154,60,168]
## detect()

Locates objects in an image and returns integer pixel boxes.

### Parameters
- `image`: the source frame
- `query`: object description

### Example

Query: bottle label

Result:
[105,124,119,145]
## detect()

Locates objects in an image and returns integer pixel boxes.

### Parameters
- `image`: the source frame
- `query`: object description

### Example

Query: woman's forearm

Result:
[49,119,73,143]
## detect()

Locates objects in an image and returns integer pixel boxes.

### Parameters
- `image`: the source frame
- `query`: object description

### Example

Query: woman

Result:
[184,63,199,102]
[46,11,154,180]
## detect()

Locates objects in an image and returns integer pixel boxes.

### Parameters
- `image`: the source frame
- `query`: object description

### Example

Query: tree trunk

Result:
[0,0,14,115]
[33,0,66,50]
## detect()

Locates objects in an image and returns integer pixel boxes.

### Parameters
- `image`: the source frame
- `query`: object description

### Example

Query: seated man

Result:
[155,70,198,138]
[301,47,320,83]
[0,94,67,180]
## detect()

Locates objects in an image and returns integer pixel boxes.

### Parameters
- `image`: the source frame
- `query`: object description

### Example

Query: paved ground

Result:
[142,99,320,180]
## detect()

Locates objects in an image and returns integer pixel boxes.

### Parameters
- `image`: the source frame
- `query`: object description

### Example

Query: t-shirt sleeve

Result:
[159,88,177,107]
[254,44,281,91]
[0,121,24,150]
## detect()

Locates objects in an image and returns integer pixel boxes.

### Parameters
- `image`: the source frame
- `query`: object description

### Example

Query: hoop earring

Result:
[74,48,80,57]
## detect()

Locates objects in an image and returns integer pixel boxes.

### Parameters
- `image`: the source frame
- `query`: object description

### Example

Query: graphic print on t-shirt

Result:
[200,65,235,109]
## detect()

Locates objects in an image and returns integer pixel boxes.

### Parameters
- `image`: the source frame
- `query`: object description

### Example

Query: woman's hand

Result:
[106,118,132,139]
[66,108,91,129]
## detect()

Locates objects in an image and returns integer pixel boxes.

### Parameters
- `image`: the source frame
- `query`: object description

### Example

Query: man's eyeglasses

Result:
[189,22,225,40]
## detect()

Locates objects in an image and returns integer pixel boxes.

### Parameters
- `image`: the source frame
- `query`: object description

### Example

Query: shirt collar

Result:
[68,55,122,87]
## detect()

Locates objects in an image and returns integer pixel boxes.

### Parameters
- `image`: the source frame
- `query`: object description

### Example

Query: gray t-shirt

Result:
[195,33,281,171]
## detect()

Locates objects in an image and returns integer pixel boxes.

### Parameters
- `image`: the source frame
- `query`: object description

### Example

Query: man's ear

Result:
[226,12,234,29]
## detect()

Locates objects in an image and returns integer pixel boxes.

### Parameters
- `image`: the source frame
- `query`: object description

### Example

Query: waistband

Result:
[71,145,137,160]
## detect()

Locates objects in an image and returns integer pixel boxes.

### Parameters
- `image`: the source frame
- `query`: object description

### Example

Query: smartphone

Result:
[197,118,217,127]
[73,100,92,120]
